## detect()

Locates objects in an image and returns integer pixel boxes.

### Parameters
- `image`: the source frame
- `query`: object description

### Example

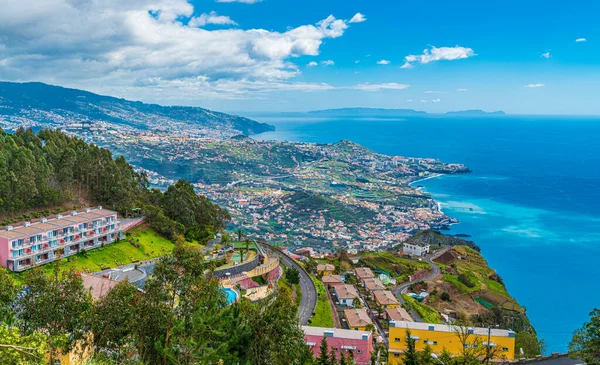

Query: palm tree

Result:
[237,228,243,242]
[242,238,251,262]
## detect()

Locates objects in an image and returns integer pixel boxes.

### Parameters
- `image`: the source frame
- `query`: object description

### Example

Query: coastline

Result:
[407,173,444,186]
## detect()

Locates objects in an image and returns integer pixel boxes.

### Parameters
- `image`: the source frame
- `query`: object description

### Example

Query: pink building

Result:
[303,326,373,365]
[0,207,121,272]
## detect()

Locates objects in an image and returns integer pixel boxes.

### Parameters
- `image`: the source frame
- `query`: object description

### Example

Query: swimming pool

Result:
[224,287,238,305]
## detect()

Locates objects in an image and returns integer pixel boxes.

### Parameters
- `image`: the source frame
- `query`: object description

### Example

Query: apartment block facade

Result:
[388,320,516,363]
[303,326,373,365]
[0,207,122,272]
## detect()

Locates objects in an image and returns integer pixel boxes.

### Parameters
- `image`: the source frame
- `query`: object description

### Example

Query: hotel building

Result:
[0,207,122,272]
[388,320,516,363]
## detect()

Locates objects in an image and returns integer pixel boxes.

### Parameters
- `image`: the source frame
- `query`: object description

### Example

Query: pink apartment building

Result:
[303,326,373,365]
[0,207,122,272]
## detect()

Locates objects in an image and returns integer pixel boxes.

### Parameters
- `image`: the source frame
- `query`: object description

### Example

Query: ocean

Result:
[252,115,600,353]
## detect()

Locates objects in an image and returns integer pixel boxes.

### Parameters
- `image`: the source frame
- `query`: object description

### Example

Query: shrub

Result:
[458,273,475,288]
[441,292,451,302]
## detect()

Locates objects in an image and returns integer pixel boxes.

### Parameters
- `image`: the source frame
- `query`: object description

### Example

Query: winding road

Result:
[392,247,450,322]
[259,243,317,326]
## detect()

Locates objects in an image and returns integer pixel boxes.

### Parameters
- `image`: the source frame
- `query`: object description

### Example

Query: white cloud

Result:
[189,11,237,27]
[525,83,545,88]
[347,83,409,91]
[456,88,468,92]
[321,60,335,66]
[420,100,427,103]
[307,61,318,67]
[355,60,360,64]
[377,59,391,65]
[349,13,366,23]
[541,51,551,59]
[406,99,413,102]
[216,0,262,3]
[0,1,363,100]
[424,90,446,94]
[432,98,441,103]
[576,38,587,42]
[401,46,476,68]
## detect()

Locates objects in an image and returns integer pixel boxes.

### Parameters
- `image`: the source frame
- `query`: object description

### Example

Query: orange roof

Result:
[373,290,399,306]
[344,308,373,328]
[334,284,359,300]
[386,307,413,322]
[364,277,385,291]
[322,274,344,284]
[355,267,374,279]
[80,273,120,301]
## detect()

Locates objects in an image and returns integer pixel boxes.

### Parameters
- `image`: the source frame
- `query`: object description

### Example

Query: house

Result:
[363,277,385,292]
[333,284,360,306]
[0,207,122,272]
[388,321,516,364]
[354,267,375,281]
[322,274,344,286]
[385,307,413,322]
[80,273,120,301]
[344,308,373,331]
[317,263,335,275]
[303,326,373,365]
[373,290,400,309]
[402,241,430,257]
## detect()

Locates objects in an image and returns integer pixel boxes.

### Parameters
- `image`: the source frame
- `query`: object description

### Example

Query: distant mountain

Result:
[280,107,428,118]
[0,81,274,136]
[445,109,506,116]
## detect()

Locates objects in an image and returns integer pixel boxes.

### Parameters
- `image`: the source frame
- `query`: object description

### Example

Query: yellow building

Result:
[317,263,335,276]
[388,321,515,363]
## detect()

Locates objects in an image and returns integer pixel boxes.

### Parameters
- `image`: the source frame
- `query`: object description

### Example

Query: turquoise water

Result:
[224,287,238,305]
[253,115,600,352]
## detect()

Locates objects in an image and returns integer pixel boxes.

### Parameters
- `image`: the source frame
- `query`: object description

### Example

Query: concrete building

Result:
[0,207,121,272]
[303,326,373,365]
[334,284,360,307]
[317,263,335,275]
[402,241,430,256]
[388,321,516,363]
[363,277,385,292]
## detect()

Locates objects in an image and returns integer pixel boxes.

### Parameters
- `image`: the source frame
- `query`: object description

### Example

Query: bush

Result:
[285,267,300,285]
[458,273,475,288]
[441,292,451,302]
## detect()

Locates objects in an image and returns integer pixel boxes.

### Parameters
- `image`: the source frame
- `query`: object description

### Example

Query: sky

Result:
[0,0,598,115]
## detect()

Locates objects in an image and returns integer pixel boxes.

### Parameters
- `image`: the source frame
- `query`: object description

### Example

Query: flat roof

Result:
[389,320,514,337]
[0,207,117,239]
[302,326,371,340]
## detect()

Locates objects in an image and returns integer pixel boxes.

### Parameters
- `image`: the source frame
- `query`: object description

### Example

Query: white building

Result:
[403,241,430,256]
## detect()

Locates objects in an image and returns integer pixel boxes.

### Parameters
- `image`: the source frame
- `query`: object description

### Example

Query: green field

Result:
[309,275,335,327]
[402,294,442,324]
[24,226,175,278]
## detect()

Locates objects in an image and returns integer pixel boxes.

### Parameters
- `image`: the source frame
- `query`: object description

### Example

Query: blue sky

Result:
[0,0,598,114]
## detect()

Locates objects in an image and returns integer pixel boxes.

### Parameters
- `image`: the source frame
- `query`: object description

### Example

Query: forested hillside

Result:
[0,128,229,242]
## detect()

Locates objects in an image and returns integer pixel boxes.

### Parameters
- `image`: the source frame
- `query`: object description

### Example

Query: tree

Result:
[403,330,419,365]
[318,336,331,365]
[16,266,93,363]
[237,228,244,242]
[365,323,376,335]
[286,267,301,285]
[352,296,362,309]
[0,325,47,365]
[90,280,139,362]
[440,292,451,302]
[0,267,17,323]
[569,308,600,365]
[418,345,435,365]
[516,332,543,358]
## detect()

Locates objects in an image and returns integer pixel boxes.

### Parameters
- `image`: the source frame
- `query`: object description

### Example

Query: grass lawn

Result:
[11,226,175,283]
[402,294,442,324]
[308,275,335,328]
[233,241,258,250]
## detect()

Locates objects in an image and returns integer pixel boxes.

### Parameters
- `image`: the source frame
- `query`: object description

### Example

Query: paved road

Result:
[260,244,317,326]
[392,247,451,321]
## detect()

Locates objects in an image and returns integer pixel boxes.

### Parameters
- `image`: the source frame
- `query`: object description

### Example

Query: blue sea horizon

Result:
[253,115,600,353]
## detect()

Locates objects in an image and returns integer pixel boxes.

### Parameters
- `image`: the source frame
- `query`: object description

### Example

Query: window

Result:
[502,347,509,352]
[394,338,401,342]
[394,354,400,358]
[357,350,363,354]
